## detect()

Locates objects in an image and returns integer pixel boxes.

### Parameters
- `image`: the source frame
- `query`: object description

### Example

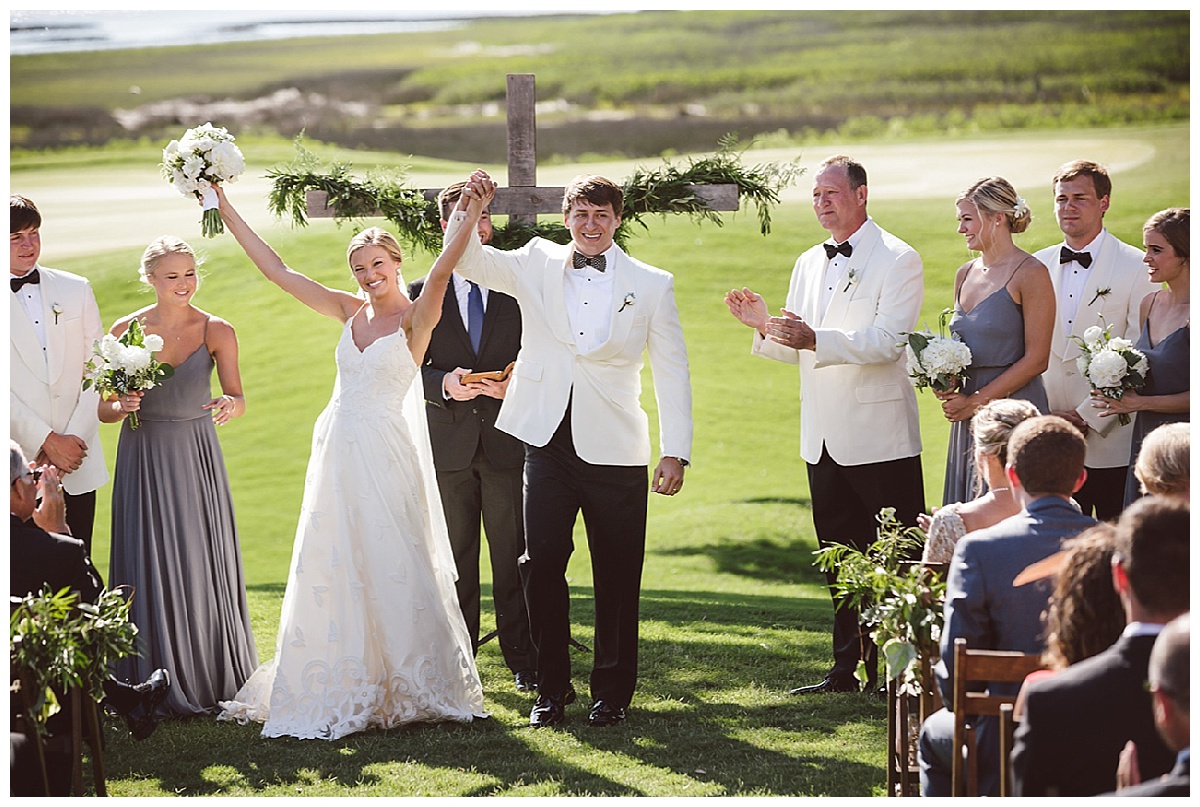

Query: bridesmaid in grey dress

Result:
[101,236,257,717]
[1089,208,1190,505]
[937,178,1054,506]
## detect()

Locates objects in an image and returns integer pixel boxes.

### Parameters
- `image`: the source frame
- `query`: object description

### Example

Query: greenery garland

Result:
[267,134,802,254]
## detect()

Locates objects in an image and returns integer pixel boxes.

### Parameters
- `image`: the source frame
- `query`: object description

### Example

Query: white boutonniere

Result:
[1088,287,1112,307]
[619,292,636,313]
[843,268,858,293]
[51,303,63,325]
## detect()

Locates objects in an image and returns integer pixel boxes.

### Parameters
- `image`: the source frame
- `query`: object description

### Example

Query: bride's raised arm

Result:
[403,170,495,343]
[212,184,361,322]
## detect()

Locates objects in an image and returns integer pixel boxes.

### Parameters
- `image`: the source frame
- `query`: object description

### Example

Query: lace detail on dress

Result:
[217,320,483,739]
[921,502,968,564]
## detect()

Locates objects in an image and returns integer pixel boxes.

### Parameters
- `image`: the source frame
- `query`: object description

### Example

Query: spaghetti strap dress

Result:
[1123,296,1190,505]
[110,327,258,716]
[942,261,1049,506]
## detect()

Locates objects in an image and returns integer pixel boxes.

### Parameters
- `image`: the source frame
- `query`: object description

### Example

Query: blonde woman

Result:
[921,398,1040,564]
[938,177,1054,505]
[213,173,493,740]
[102,236,256,717]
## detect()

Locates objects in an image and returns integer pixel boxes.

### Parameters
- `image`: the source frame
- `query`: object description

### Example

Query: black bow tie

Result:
[573,252,606,272]
[11,269,40,292]
[1059,247,1093,269]
[824,241,853,259]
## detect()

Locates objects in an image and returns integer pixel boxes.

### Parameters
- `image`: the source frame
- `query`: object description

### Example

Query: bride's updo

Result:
[347,227,404,265]
[958,176,1032,234]
[139,235,201,287]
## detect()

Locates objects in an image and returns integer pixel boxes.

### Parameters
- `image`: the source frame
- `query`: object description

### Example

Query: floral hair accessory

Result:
[1013,197,1029,218]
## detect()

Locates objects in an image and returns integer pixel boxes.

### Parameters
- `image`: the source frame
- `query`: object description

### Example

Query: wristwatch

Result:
[667,456,690,467]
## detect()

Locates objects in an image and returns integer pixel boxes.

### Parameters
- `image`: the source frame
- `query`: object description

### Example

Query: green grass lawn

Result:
[15,123,1188,795]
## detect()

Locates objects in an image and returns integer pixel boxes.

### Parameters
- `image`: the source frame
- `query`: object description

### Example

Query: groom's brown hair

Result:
[10,194,41,233]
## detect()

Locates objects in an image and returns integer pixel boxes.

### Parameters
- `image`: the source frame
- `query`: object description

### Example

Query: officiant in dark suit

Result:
[408,182,537,693]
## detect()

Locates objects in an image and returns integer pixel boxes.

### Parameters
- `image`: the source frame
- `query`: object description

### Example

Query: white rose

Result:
[920,341,952,375]
[182,154,206,179]
[142,333,164,352]
[162,139,180,160]
[1108,337,1133,352]
[1133,355,1149,377]
[98,333,122,362]
[1082,325,1104,345]
[207,141,245,181]
[1087,349,1128,389]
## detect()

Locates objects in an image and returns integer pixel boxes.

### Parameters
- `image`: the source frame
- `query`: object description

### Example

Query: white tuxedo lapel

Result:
[10,291,51,383]
[541,254,577,348]
[39,269,70,385]
[587,249,639,361]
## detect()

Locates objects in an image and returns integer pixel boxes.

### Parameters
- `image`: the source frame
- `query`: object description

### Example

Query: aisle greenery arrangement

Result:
[10,586,139,737]
[267,135,802,252]
[815,509,945,696]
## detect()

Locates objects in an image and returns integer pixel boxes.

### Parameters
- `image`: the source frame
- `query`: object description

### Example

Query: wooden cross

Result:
[304,73,738,227]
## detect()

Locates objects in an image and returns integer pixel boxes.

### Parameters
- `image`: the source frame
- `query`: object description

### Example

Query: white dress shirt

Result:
[563,246,616,353]
[12,264,48,352]
[1058,231,1104,335]
[452,271,489,328]
[818,223,867,318]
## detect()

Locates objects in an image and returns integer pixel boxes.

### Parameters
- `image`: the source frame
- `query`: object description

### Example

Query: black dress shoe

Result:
[587,700,626,727]
[529,684,576,728]
[125,668,171,740]
[789,674,860,695]
[514,670,538,693]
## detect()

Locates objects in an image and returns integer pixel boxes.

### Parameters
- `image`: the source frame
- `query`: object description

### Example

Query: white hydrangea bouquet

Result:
[161,123,245,237]
[1071,322,1148,429]
[901,308,972,394]
[82,320,175,430]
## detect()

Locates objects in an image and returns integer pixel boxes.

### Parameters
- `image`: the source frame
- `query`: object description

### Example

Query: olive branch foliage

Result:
[267,133,802,254]
[814,508,946,695]
[10,586,140,738]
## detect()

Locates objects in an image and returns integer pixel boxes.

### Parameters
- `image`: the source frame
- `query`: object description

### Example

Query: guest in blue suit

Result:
[918,415,1096,796]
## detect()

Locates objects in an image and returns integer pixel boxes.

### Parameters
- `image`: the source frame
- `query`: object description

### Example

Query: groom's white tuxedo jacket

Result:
[446,211,692,467]
[1034,231,1156,468]
[10,264,108,494]
[753,218,923,467]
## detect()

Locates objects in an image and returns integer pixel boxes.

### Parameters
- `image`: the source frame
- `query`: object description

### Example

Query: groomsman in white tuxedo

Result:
[726,155,925,695]
[10,195,107,553]
[1034,161,1155,522]
[444,173,693,728]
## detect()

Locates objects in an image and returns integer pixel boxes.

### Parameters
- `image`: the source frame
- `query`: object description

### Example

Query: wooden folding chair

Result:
[950,638,1044,796]
[998,702,1017,797]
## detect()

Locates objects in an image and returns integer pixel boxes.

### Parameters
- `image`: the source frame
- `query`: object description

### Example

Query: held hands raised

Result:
[456,170,497,213]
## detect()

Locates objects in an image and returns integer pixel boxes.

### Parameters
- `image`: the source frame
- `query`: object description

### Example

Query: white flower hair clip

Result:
[1013,197,1029,218]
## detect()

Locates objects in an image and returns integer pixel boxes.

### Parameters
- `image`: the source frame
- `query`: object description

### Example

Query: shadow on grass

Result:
[99,588,881,796]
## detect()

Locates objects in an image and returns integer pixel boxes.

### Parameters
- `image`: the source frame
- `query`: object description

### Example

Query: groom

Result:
[444,172,693,728]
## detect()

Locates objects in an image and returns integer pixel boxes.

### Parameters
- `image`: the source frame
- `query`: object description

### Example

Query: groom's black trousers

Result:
[807,445,926,684]
[520,407,648,708]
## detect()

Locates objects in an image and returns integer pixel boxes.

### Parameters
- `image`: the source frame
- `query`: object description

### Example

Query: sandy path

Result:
[14,135,1156,261]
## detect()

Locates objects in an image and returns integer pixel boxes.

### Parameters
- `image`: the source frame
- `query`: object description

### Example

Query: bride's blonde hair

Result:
[139,235,202,287]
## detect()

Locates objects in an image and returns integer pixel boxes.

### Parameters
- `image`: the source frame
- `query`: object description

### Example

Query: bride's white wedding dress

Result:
[219,318,484,739]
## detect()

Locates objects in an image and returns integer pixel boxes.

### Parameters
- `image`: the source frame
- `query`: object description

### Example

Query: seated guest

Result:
[921,399,1040,564]
[1111,612,1190,797]
[1132,421,1189,500]
[918,415,1095,797]
[9,442,169,796]
[1011,496,1188,796]
[1013,523,1126,718]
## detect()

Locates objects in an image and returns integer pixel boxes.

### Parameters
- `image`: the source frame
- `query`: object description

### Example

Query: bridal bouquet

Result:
[161,123,245,237]
[901,309,972,394]
[1071,323,1148,427]
[82,320,174,430]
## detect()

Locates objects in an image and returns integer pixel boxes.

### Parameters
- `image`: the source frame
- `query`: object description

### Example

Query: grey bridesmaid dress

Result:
[1123,301,1189,505]
[942,261,1048,506]
[109,336,257,716]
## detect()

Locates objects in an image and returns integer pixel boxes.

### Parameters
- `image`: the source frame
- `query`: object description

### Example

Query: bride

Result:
[214,172,494,739]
